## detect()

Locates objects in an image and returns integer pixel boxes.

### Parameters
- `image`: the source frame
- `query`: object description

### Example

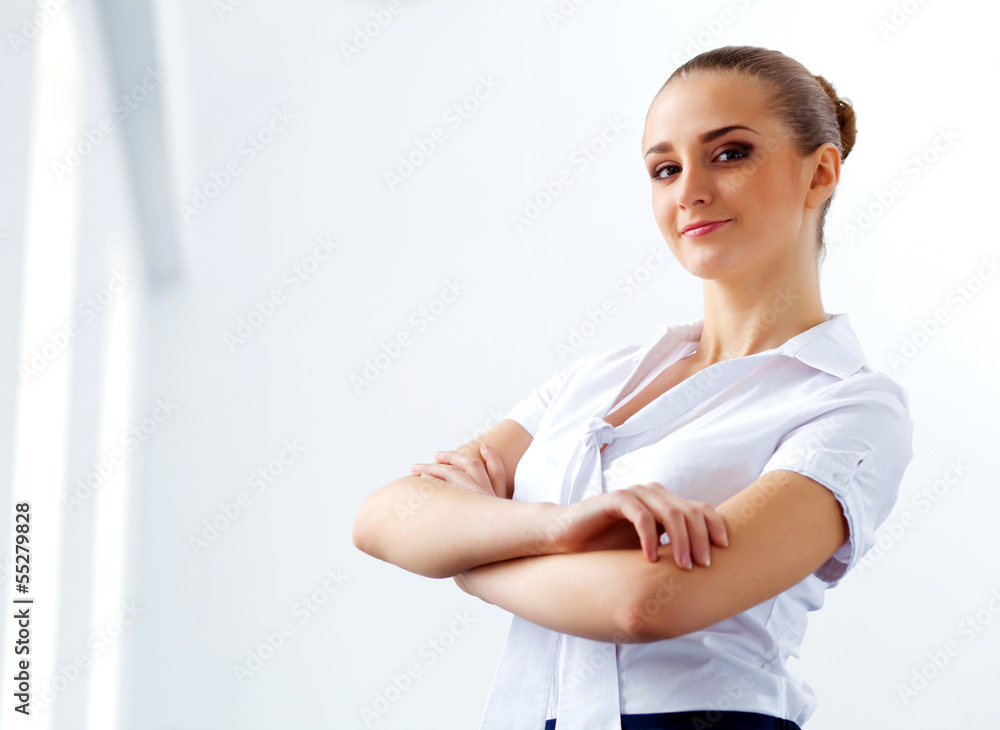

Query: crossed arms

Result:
[354,466,849,643]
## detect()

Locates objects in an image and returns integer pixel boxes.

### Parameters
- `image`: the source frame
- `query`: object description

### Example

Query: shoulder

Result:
[546,336,651,391]
[764,368,915,498]
[569,342,645,376]
[808,367,913,422]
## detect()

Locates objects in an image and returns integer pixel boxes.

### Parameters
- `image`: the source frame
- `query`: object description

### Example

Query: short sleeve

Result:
[502,357,589,439]
[759,372,915,585]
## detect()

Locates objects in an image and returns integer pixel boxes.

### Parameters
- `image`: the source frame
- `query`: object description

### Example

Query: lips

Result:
[682,220,730,237]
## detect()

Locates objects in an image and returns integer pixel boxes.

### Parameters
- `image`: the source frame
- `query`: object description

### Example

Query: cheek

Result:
[733,171,794,224]
[757,161,805,209]
[650,190,673,223]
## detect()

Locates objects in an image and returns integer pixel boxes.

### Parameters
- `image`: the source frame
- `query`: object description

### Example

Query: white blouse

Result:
[478,312,915,730]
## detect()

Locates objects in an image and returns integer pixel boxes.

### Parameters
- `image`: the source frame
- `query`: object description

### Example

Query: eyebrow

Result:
[643,125,759,158]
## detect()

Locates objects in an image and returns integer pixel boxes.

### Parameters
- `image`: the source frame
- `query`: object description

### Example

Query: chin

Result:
[677,247,744,281]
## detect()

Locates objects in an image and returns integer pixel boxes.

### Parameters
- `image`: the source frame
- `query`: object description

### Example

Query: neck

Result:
[692,251,826,365]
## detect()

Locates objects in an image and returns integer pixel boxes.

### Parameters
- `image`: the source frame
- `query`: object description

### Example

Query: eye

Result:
[649,144,753,182]
[717,144,752,162]
[651,164,680,181]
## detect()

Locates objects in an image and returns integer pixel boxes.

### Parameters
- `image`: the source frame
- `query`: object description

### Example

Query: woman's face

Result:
[641,71,832,283]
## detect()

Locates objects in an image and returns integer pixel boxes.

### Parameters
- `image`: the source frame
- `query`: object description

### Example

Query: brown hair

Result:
[650,45,857,267]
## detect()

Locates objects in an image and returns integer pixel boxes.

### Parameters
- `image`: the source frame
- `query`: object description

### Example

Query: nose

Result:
[675,163,713,209]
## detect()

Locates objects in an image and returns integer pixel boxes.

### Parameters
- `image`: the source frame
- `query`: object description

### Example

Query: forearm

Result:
[459,548,680,644]
[352,476,564,579]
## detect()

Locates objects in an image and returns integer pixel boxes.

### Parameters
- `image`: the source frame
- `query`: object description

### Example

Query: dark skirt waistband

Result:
[544,709,803,729]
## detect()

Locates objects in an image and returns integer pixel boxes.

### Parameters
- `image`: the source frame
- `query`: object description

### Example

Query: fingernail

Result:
[683,554,692,570]
[722,535,729,547]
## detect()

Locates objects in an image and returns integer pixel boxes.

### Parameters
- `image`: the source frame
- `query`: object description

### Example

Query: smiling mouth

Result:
[682,220,730,238]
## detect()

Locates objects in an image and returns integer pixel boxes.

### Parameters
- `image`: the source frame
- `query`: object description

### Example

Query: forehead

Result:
[642,72,774,147]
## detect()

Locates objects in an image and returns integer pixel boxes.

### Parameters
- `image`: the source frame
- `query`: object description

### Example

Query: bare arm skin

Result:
[352,419,569,579]
[458,469,850,643]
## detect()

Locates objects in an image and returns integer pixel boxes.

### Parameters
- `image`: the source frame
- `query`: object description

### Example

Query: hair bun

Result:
[814,74,856,161]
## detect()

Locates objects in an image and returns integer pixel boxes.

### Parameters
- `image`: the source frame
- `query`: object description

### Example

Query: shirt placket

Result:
[554,353,775,730]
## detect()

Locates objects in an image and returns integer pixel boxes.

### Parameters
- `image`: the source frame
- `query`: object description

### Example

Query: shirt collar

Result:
[647,311,868,380]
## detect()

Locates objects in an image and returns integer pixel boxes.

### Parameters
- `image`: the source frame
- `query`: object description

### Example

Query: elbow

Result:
[351,514,368,554]
[351,494,450,580]
[351,495,380,557]
[617,601,669,644]
[617,574,683,644]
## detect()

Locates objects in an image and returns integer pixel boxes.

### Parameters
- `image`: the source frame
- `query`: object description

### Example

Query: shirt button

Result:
[834,473,848,486]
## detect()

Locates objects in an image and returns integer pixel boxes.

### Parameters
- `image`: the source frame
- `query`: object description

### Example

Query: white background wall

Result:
[2,1,998,728]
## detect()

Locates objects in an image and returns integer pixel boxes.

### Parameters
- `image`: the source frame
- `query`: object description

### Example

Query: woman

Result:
[353,46,914,729]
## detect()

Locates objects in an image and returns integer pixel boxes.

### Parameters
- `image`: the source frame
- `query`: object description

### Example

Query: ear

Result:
[804,143,841,210]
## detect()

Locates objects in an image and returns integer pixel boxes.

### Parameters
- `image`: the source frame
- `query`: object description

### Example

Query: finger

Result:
[657,499,713,568]
[678,502,728,566]
[704,508,730,548]
[607,492,660,562]
[416,472,447,485]
[632,486,705,570]
[684,505,713,568]
[645,499,691,570]
[622,486,687,568]
[413,462,479,491]
[480,444,508,498]
[435,449,491,485]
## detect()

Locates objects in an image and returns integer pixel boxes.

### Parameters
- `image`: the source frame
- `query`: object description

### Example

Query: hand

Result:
[453,572,472,595]
[453,569,494,604]
[549,483,729,570]
[410,444,507,499]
